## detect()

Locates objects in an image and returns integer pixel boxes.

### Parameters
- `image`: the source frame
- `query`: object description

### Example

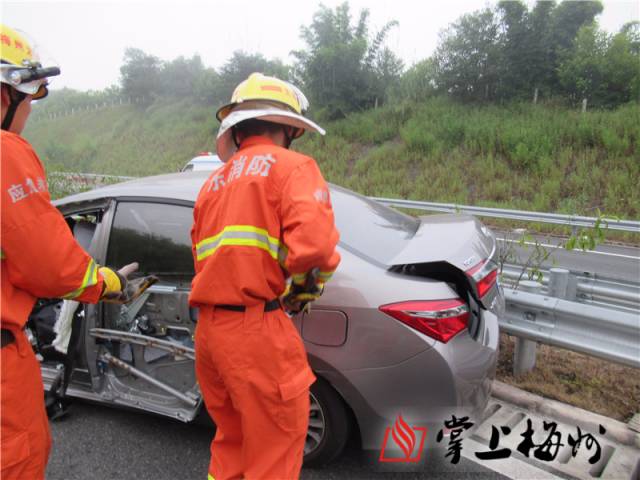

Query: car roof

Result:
[54,171,212,207]
[54,171,353,208]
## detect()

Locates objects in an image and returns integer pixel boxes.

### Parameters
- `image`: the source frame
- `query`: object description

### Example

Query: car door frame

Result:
[57,196,203,422]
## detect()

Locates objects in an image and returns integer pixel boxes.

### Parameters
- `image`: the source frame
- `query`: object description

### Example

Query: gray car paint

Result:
[50,170,501,455]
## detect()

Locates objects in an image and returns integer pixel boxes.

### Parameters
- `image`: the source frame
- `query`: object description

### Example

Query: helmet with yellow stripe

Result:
[1,24,60,130]
[1,25,60,99]
[215,73,325,162]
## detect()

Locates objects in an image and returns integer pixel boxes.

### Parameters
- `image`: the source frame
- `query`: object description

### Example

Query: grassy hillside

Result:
[26,99,217,176]
[25,97,639,219]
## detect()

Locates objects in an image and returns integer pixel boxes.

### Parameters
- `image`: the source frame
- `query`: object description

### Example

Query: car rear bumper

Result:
[319,307,500,453]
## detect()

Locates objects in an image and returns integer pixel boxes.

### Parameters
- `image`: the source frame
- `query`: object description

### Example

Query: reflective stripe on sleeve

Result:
[62,259,99,299]
[318,270,335,282]
[292,269,335,285]
[0,249,5,260]
[196,225,284,262]
[291,272,306,284]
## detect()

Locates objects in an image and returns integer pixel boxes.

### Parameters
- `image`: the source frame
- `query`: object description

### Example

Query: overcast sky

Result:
[3,0,638,92]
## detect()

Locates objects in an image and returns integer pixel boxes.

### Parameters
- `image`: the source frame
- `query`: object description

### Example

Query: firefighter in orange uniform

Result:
[190,73,340,479]
[0,25,142,479]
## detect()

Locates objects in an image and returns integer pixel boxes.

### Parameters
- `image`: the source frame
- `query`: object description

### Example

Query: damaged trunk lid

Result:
[333,188,499,341]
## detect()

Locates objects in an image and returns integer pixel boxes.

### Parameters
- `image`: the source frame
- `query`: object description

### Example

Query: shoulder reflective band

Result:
[0,249,5,260]
[62,259,99,300]
[196,225,287,265]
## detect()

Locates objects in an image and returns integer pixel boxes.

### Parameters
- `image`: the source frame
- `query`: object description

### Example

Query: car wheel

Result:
[304,377,351,467]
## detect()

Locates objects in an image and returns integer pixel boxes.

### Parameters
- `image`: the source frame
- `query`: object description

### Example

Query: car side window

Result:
[106,202,194,284]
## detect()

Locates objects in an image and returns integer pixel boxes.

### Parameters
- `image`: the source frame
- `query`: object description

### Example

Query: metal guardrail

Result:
[47,172,136,196]
[372,197,640,233]
[501,265,640,312]
[49,171,136,182]
[370,198,639,369]
[498,268,640,371]
[45,178,640,233]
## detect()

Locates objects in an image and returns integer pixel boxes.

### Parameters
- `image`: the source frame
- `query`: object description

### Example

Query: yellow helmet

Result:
[0,24,60,100]
[216,73,306,121]
[215,73,325,162]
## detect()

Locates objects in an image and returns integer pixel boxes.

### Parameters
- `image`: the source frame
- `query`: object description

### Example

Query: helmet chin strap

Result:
[283,126,300,149]
[1,88,27,131]
[231,125,241,149]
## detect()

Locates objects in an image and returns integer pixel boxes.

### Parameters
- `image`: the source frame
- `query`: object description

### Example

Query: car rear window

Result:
[330,186,419,265]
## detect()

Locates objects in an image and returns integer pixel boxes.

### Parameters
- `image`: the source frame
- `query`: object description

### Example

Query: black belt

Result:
[1,329,15,348]
[216,299,281,312]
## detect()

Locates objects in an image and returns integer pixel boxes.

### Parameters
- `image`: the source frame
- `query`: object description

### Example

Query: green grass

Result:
[26,96,639,222]
[27,99,218,176]
[498,333,640,422]
[300,99,639,221]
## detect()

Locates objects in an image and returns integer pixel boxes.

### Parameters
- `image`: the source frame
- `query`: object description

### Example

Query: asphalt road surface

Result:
[496,233,640,282]
[47,401,508,480]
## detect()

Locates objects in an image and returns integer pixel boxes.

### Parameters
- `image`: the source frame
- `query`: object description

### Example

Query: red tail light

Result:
[466,259,498,298]
[379,300,469,343]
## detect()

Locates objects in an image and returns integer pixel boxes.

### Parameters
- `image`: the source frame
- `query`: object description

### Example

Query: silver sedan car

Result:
[32,171,502,466]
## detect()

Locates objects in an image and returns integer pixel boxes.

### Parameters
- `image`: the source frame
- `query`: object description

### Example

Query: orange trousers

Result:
[1,332,51,479]
[195,304,315,480]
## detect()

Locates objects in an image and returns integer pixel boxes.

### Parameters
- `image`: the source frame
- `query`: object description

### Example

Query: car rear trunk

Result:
[387,213,495,273]
[385,213,498,342]
[332,186,498,343]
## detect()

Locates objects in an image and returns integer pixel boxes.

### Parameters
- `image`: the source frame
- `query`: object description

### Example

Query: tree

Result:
[390,58,437,103]
[120,48,162,103]
[433,1,606,103]
[496,0,530,99]
[549,1,604,53]
[371,47,404,106]
[620,21,640,54]
[292,2,401,119]
[558,24,608,107]
[434,8,501,102]
[603,28,640,105]
[193,67,221,104]
[558,22,640,108]
[548,0,604,92]
[218,51,289,101]
[159,54,206,97]
[526,1,557,100]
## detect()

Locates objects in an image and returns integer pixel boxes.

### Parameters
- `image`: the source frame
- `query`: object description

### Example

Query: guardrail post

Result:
[548,268,577,301]
[513,280,543,376]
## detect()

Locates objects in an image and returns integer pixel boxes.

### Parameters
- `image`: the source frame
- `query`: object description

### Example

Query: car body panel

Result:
[388,214,494,271]
[40,171,501,458]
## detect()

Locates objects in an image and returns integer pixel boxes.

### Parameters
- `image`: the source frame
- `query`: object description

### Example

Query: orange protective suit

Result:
[190,136,340,479]
[1,131,105,479]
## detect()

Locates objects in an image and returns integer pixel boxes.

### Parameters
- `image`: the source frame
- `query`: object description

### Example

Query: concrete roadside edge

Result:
[491,380,640,449]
